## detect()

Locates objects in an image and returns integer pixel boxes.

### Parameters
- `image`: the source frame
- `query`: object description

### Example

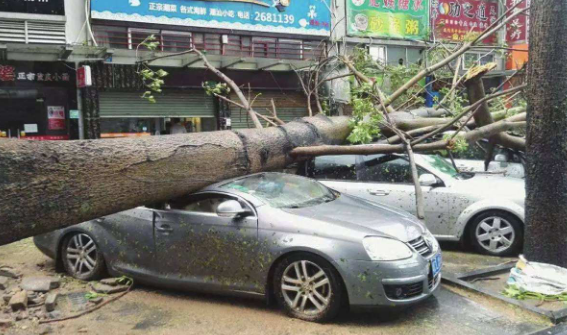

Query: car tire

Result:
[61,232,106,281]
[273,253,344,322]
[468,211,523,256]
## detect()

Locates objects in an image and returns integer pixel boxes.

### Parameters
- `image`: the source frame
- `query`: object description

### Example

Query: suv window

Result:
[312,155,357,181]
[358,155,427,184]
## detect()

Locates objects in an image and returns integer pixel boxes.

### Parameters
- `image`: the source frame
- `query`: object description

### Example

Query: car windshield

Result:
[221,173,337,209]
[420,155,459,178]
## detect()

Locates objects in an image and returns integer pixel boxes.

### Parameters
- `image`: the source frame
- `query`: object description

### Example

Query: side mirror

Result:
[419,174,438,187]
[216,200,250,218]
[495,154,509,167]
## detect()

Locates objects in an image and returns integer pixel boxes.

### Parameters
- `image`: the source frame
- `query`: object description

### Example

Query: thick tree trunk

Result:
[524,0,567,267]
[0,115,350,245]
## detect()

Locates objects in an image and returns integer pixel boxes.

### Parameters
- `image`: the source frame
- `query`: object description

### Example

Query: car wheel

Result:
[469,211,523,256]
[273,253,344,322]
[61,232,106,281]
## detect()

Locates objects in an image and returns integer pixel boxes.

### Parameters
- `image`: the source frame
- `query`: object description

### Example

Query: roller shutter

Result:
[229,91,308,129]
[99,90,215,118]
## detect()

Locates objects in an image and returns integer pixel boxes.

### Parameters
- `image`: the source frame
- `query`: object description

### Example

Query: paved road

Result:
[0,239,554,335]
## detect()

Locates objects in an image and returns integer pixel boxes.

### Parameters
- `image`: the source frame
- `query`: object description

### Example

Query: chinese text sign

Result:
[92,0,331,37]
[506,0,529,44]
[432,0,499,44]
[347,0,430,40]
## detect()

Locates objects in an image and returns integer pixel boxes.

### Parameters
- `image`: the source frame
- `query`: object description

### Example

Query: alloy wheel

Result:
[65,234,98,277]
[475,216,516,253]
[281,260,332,316]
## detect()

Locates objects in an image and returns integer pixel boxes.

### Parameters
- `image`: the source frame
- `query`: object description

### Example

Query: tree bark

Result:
[0,115,350,245]
[524,0,567,267]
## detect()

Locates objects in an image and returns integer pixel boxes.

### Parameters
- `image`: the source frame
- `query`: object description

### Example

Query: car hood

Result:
[282,194,425,242]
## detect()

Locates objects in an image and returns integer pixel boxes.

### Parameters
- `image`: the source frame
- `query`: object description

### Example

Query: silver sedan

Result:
[301,154,525,256]
[34,172,441,322]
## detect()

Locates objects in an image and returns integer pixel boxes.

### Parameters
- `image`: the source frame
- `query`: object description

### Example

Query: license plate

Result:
[431,254,442,277]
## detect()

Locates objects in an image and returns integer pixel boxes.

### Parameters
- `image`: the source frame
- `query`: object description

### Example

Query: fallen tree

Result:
[0,0,532,246]
[0,115,349,245]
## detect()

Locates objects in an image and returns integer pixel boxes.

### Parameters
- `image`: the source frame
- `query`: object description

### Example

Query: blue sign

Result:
[92,0,331,37]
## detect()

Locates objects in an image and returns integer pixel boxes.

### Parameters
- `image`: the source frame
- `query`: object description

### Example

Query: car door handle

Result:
[368,189,390,196]
[156,224,173,233]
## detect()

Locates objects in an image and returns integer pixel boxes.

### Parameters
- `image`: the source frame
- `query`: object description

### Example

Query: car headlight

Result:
[423,230,440,253]
[362,237,413,261]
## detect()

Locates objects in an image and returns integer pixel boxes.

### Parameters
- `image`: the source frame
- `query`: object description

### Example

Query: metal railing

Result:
[93,25,327,61]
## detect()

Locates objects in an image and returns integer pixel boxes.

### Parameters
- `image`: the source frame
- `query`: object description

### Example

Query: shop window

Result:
[161,31,192,52]
[480,53,495,65]
[369,46,386,64]
[387,47,406,66]
[205,34,222,55]
[407,48,423,66]
[100,118,155,137]
[253,37,277,58]
[192,33,204,50]
[94,26,128,49]
[224,35,252,57]
[463,53,479,69]
[128,28,160,50]
[278,39,302,60]
[241,36,252,56]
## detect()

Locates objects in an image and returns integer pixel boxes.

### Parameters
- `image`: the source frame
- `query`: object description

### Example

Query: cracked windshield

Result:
[222,174,337,209]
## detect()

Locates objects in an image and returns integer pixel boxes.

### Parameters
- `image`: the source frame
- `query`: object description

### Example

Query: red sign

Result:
[432,0,499,44]
[506,0,530,44]
[47,106,66,130]
[25,135,69,141]
[77,65,92,88]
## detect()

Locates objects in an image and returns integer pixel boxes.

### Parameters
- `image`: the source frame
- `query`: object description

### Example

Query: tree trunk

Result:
[524,0,567,267]
[0,115,350,245]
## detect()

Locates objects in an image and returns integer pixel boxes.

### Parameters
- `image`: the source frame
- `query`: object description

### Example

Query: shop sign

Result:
[47,106,66,130]
[25,135,69,141]
[432,0,499,44]
[506,0,529,44]
[91,0,331,37]
[0,65,71,83]
[0,0,65,15]
[24,124,38,133]
[69,110,80,119]
[346,0,430,40]
[77,66,92,88]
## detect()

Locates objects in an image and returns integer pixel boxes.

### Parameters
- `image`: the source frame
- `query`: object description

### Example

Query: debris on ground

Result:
[0,264,134,331]
[45,293,59,312]
[89,282,129,294]
[21,276,61,292]
[503,255,567,301]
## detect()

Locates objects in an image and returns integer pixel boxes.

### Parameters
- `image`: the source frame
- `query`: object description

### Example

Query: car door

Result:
[95,207,158,276]
[354,155,452,236]
[153,192,260,293]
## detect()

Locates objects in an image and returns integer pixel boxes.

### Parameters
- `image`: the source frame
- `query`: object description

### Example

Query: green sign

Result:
[347,0,430,40]
[69,110,80,119]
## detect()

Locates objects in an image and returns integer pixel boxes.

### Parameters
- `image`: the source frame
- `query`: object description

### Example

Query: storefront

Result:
[98,90,216,137]
[229,90,309,129]
[0,61,76,140]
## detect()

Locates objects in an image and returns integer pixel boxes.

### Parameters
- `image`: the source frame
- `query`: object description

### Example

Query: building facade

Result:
[0,0,523,140]
[0,0,79,139]
[330,0,510,110]
[81,0,332,138]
